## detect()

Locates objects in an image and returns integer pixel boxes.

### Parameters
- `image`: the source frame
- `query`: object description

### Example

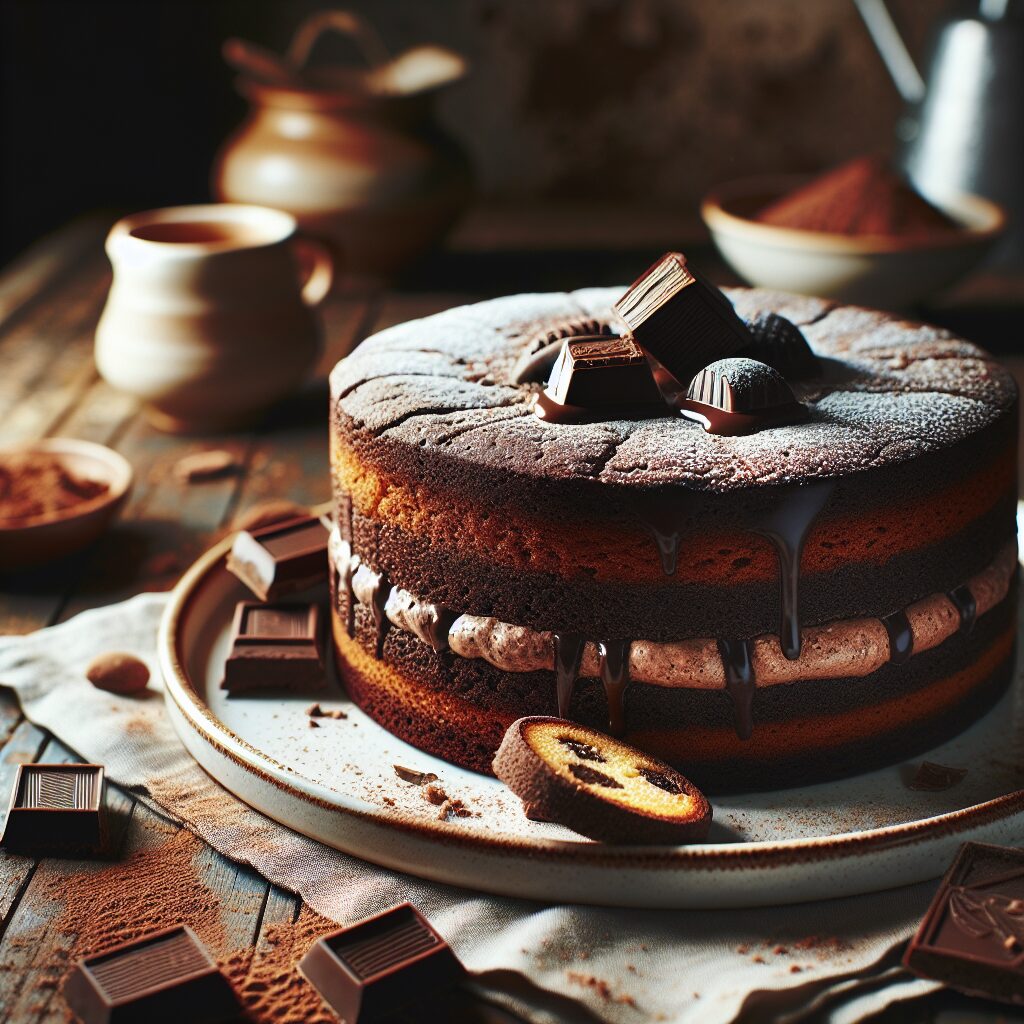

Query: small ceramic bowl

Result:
[701,176,1006,309]
[0,438,133,572]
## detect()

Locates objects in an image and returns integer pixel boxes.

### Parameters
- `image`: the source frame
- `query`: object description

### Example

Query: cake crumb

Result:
[773,945,788,955]
[752,955,765,964]
[307,703,347,720]
[423,783,448,806]
[308,719,320,729]
[395,765,439,786]
[736,943,750,955]
[437,798,472,821]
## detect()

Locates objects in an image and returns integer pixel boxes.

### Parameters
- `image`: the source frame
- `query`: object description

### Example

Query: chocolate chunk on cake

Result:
[494,717,711,844]
[327,276,1018,792]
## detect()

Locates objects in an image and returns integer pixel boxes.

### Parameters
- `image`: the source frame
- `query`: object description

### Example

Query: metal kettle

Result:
[856,0,1024,260]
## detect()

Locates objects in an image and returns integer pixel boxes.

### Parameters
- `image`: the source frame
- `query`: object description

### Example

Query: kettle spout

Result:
[853,0,927,104]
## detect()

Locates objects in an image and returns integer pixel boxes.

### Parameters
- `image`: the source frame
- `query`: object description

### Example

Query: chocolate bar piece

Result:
[680,357,807,435]
[227,513,329,602]
[1,763,105,854]
[547,335,662,407]
[741,312,821,380]
[299,903,465,1022]
[535,336,665,423]
[903,841,1024,1004]
[221,601,326,693]
[613,252,752,384]
[63,925,239,1024]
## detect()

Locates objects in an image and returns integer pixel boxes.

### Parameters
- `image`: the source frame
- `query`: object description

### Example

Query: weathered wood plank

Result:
[0,218,105,332]
[0,253,109,430]
[0,719,49,930]
[369,292,473,334]
[0,688,23,749]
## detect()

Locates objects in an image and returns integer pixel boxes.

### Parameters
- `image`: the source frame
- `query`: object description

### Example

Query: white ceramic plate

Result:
[159,535,1024,909]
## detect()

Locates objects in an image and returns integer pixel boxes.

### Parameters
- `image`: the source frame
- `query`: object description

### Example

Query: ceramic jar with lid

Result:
[213,10,473,286]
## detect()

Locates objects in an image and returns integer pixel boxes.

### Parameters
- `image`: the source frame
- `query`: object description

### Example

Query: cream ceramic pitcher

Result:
[95,203,332,432]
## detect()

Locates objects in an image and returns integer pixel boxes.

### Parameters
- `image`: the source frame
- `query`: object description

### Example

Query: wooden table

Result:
[1,216,1023,1023]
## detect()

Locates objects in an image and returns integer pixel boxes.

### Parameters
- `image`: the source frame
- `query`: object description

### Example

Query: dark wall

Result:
[0,0,942,263]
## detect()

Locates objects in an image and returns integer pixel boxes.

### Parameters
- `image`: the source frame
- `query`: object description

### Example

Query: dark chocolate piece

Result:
[221,601,325,693]
[512,317,618,384]
[299,903,465,1023]
[719,638,755,741]
[227,513,329,602]
[613,252,752,384]
[680,358,808,435]
[904,842,1024,1004]
[535,335,663,424]
[1,763,105,854]
[741,312,820,379]
[908,761,968,792]
[63,925,239,1024]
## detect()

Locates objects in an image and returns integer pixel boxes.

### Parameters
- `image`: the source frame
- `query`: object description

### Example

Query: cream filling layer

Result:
[329,529,1017,690]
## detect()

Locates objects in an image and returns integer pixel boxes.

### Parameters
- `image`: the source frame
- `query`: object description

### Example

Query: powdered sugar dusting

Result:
[331,287,1016,492]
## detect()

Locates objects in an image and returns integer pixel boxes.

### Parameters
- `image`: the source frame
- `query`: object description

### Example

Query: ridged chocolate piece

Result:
[1,763,105,854]
[492,717,711,844]
[904,842,1024,1004]
[221,601,326,693]
[547,335,662,407]
[613,252,752,384]
[299,903,465,1023]
[63,925,239,1024]
[742,312,820,379]
[226,513,328,602]
[681,357,808,435]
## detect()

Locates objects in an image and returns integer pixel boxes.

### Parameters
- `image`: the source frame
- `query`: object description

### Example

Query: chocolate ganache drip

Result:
[598,639,631,736]
[718,638,755,741]
[947,584,977,635]
[634,481,833,660]
[881,610,913,664]
[369,571,391,657]
[407,602,458,654]
[554,633,586,718]
[753,481,835,661]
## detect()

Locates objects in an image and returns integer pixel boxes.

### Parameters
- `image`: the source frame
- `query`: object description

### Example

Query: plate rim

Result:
[158,532,1024,872]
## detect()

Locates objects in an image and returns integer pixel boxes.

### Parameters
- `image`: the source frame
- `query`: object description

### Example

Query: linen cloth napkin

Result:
[0,593,940,1024]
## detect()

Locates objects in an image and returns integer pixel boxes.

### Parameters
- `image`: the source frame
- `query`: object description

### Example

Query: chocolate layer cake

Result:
[328,287,1018,791]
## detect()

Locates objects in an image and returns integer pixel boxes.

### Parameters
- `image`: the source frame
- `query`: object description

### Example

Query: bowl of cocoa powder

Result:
[702,156,1005,309]
[0,438,133,571]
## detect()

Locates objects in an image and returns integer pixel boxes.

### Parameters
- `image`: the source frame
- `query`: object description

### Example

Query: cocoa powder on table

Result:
[8,826,335,1024]
[756,156,958,238]
[0,454,109,523]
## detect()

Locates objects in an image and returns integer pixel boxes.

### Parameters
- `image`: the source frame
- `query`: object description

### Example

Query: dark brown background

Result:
[0,0,947,262]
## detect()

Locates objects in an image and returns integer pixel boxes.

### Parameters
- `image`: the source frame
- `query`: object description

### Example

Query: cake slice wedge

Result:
[493,717,711,844]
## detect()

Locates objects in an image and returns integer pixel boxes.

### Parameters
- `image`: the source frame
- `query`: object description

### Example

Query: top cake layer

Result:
[330,288,1017,643]
[331,288,1015,495]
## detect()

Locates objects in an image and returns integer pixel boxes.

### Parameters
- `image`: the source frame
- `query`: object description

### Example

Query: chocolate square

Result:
[299,903,465,1023]
[904,842,1024,1004]
[613,252,752,384]
[63,925,239,1024]
[547,335,662,408]
[1,763,105,854]
[226,513,329,602]
[221,601,326,694]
